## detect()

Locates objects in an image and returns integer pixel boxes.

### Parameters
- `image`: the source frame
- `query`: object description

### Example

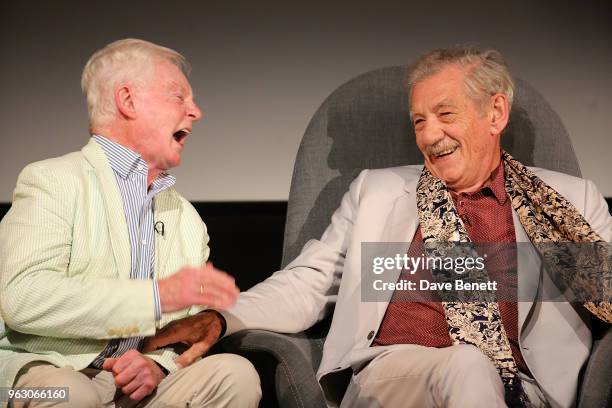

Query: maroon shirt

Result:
[372,163,529,374]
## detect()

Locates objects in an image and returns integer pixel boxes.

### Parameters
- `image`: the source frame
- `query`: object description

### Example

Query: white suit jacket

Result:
[223,165,612,408]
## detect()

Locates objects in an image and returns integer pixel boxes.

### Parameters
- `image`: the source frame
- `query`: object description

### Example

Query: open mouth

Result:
[173,128,191,143]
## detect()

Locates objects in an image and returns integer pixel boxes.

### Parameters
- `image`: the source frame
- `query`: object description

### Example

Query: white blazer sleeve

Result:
[222,170,369,335]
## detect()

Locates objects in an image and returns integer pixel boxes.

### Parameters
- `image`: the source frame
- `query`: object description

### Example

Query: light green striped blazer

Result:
[0,138,209,394]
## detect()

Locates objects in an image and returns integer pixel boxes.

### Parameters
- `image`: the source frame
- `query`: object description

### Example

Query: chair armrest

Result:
[214,330,327,408]
[577,325,612,408]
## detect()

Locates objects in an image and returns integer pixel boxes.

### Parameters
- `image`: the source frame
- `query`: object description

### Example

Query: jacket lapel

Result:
[372,177,420,324]
[512,209,541,333]
[153,189,183,278]
[82,138,132,279]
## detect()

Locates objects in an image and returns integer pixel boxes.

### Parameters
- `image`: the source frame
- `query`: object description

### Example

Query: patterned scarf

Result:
[416,151,611,407]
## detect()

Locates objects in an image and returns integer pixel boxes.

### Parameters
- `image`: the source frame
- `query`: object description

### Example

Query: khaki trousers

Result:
[10,353,261,408]
[341,344,548,408]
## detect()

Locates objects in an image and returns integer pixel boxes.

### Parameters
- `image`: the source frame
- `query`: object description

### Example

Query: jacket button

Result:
[367,330,375,340]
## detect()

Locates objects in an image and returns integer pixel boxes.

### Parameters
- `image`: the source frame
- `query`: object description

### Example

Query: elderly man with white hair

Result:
[0,39,261,407]
[149,47,611,407]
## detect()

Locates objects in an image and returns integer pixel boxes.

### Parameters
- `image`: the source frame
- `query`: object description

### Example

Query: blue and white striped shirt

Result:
[91,135,175,367]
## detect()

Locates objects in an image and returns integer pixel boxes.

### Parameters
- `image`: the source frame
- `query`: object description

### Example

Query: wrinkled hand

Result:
[158,262,239,313]
[103,350,165,402]
[143,310,223,369]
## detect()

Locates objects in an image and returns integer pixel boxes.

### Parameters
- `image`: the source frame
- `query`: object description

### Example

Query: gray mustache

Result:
[425,139,460,156]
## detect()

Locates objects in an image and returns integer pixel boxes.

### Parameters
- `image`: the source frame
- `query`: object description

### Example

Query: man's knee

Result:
[212,354,260,390]
[441,345,505,407]
[13,365,101,408]
[194,354,261,407]
[446,344,500,378]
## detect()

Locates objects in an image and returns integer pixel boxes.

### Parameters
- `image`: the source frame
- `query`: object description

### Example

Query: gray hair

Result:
[81,38,189,128]
[406,47,514,113]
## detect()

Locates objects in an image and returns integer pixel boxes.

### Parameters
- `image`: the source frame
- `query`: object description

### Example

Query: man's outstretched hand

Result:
[158,262,239,313]
[143,310,224,369]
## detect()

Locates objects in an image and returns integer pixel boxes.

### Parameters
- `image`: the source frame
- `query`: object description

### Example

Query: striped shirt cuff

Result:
[153,280,162,321]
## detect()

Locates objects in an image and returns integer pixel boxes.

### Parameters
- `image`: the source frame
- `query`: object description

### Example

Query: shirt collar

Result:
[93,134,148,179]
[486,161,508,204]
[449,161,508,205]
[149,173,176,196]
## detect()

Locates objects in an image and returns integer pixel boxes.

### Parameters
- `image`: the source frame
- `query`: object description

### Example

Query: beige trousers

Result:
[10,353,261,408]
[340,344,548,408]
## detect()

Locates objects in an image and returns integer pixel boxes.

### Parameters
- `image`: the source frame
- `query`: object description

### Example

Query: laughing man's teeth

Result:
[434,147,457,157]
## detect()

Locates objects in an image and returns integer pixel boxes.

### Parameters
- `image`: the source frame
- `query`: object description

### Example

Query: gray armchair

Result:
[216,66,611,407]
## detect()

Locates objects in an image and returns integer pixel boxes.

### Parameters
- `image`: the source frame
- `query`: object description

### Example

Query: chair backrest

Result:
[281,65,581,266]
